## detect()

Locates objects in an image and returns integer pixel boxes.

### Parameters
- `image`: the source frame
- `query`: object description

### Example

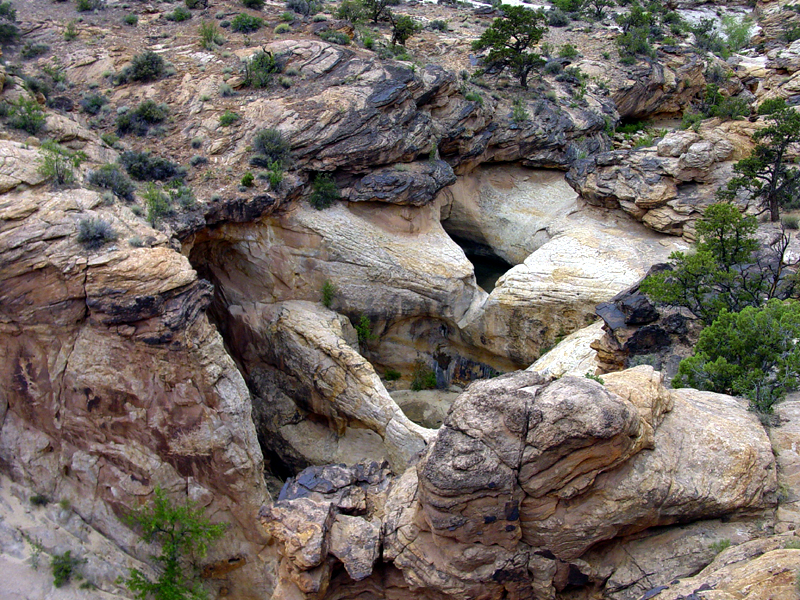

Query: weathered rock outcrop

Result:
[592,273,703,377]
[566,123,757,237]
[224,300,434,472]
[0,188,270,598]
[605,52,707,120]
[262,367,776,600]
[528,320,605,379]
[459,212,685,365]
[648,535,800,600]
[200,40,614,181]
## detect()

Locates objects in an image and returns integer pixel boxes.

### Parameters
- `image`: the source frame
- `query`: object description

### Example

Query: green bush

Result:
[242,0,264,8]
[641,203,764,324]
[120,488,226,600]
[721,14,751,53]
[616,27,654,61]
[0,1,15,21]
[37,140,86,186]
[63,20,78,41]
[551,0,582,12]
[8,97,46,135]
[79,93,108,115]
[429,19,448,31]
[20,42,49,58]
[354,314,376,343]
[51,550,85,587]
[116,100,169,136]
[164,179,196,209]
[142,183,173,225]
[384,368,401,381]
[543,60,562,75]
[321,280,335,307]
[77,217,118,250]
[87,164,136,201]
[186,0,207,7]
[674,299,800,413]
[30,494,49,507]
[320,29,350,44]
[308,173,339,209]
[251,128,291,167]
[464,91,483,105]
[558,43,578,59]
[243,50,281,87]
[121,150,184,181]
[391,15,420,46]
[710,539,731,554]
[199,21,224,49]
[287,0,320,16]
[680,110,704,132]
[241,171,254,187]
[547,9,569,27]
[411,361,437,391]
[782,215,800,230]
[718,98,800,221]
[701,84,750,121]
[512,98,529,123]
[336,0,363,22]
[166,6,192,22]
[76,0,104,12]
[274,23,291,34]
[120,50,166,83]
[584,372,605,384]
[100,132,119,147]
[123,13,138,26]
[690,18,728,57]
[219,110,241,126]
[230,13,263,32]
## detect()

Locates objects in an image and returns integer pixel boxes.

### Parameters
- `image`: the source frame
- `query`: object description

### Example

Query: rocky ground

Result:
[2,0,800,598]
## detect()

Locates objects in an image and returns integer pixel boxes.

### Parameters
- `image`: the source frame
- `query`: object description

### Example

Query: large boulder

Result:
[460,215,685,366]
[262,368,776,600]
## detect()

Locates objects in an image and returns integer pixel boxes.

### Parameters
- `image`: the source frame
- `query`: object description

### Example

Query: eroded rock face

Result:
[224,300,434,472]
[605,52,707,119]
[566,122,758,237]
[460,213,685,365]
[648,536,800,600]
[261,462,391,599]
[0,188,270,598]
[206,40,613,179]
[262,368,776,600]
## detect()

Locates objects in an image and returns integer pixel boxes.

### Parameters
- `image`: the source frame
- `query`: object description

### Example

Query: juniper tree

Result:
[718,98,800,222]
[471,5,548,89]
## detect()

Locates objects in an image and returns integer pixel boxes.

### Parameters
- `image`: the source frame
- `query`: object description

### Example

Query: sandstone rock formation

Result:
[566,122,758,238]
[262,367,776,600]
[224,299,435,472]
[592,274,703,377]
[0,187,270,597]
[647,535,800,600]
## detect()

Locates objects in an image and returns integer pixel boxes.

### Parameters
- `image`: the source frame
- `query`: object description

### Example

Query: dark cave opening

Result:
[449,235,514,293]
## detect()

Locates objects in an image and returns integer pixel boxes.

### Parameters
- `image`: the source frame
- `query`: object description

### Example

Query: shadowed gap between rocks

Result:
[446,234,513,293]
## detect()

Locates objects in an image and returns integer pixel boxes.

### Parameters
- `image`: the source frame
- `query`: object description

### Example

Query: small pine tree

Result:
[122,487,226,600]
[674,299,800,413]
[718,98,800,222]
[471,5,548,89]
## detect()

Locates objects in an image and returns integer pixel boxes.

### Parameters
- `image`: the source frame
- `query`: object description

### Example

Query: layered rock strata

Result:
[262,367,776,600]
